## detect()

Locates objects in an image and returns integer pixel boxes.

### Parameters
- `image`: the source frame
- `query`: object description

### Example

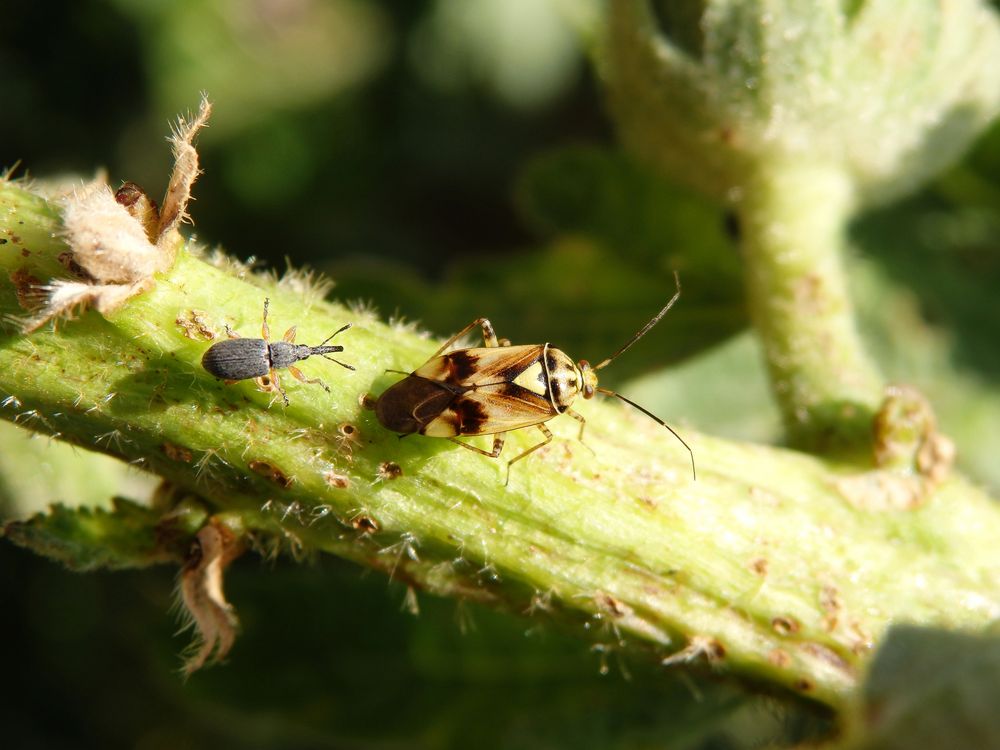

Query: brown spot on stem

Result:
[10,268,45,311]
[323,470,350,489]
[351,514,379,533]
[801,642,852,674]
[377,461,403,481]
[161,442,193,463]
[750,558,769,576]
[768,649,791,668]
[595,592,632,619]
[249,460,293,489]
[772,616,801,636]
[175,309,217,340]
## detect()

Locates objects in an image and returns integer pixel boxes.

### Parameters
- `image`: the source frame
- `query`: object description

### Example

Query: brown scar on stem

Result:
[161,442,194,463]
[768,648,792,668]
[661,635,726,666]
[377,461,403,480]
[9,268,46,311]
[351,514,380,533]
[771,616,801,636]
[595,592,632,619]
[324,469,350,489]
[249,459,293,489]
[175,309,217,340]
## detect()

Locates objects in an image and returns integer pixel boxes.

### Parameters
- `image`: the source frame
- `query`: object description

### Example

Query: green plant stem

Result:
[738,163,884,452]
[3,181,1000,710]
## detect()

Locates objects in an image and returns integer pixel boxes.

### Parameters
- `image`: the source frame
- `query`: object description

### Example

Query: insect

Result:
[374,274,694,483]
[202,298,354,405]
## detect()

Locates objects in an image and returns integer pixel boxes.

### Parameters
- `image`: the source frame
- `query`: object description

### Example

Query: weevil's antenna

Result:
[318,322,352,347]
[596,387,696,480]
[321,355,355,370]
[593,271,681,372]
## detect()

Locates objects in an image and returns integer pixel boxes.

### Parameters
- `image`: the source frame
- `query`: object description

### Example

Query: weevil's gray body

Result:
[201,338,342,380]
[200,298,353,406]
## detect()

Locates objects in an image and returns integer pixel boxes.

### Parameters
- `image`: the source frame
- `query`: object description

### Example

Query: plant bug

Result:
[374,274,695,483]
[202,298,354,406]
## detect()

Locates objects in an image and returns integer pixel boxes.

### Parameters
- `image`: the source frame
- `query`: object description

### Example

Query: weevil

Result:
[374,274,695,483]
[202,298,354,406]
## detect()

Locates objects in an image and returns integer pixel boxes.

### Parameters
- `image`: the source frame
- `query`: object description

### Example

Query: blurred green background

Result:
[2,1,999,747]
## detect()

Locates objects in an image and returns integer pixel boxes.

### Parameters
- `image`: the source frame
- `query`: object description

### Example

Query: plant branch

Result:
[738,162,883,452]
[3,181,1000,709]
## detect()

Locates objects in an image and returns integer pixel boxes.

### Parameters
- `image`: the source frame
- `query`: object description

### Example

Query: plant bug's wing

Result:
[422,382,555,437]
[414,345,545,389]
[375,374,459,435]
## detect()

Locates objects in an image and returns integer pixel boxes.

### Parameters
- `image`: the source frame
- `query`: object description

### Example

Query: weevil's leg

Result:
[448,434,505,459]
[224,323,240,339]
[505,424,553,485]
[261,298,272,342]
[287,365,330,393]
[256,370,289,406]
[431,318,499,357]
[272,370,289,406]
[283,326,297,343]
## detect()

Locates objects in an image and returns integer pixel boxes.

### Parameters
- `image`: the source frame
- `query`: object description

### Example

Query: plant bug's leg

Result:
[432,317,499,358]
[504,424,554,486]
[287,365,330,394]
[564,407,587,441]
[447,434,505,460]
[283,326,297,343]
[562,408,595,456]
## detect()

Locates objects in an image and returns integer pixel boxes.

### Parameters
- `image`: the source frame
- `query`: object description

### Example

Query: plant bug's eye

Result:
[578,360,596,399]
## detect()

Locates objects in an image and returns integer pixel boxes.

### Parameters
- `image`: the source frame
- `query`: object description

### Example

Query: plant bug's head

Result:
[576,272,696,480]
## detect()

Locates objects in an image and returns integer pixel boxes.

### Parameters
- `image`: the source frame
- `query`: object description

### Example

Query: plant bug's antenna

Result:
[597,388,696,480]
[592,271,681,372]
[582,271,694,479]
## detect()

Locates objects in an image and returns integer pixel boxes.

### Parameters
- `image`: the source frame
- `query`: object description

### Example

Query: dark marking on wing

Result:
[445,350,480,383]
[454,397,490,434]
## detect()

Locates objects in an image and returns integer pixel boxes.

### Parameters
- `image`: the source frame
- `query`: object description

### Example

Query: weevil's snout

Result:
[312,344,345,356]
[578,360,598,399]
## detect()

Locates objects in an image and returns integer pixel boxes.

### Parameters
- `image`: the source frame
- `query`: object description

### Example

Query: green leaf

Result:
[2,498,199,571]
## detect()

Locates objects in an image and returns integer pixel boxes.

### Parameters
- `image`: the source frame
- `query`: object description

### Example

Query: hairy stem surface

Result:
[2,182,999,709]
